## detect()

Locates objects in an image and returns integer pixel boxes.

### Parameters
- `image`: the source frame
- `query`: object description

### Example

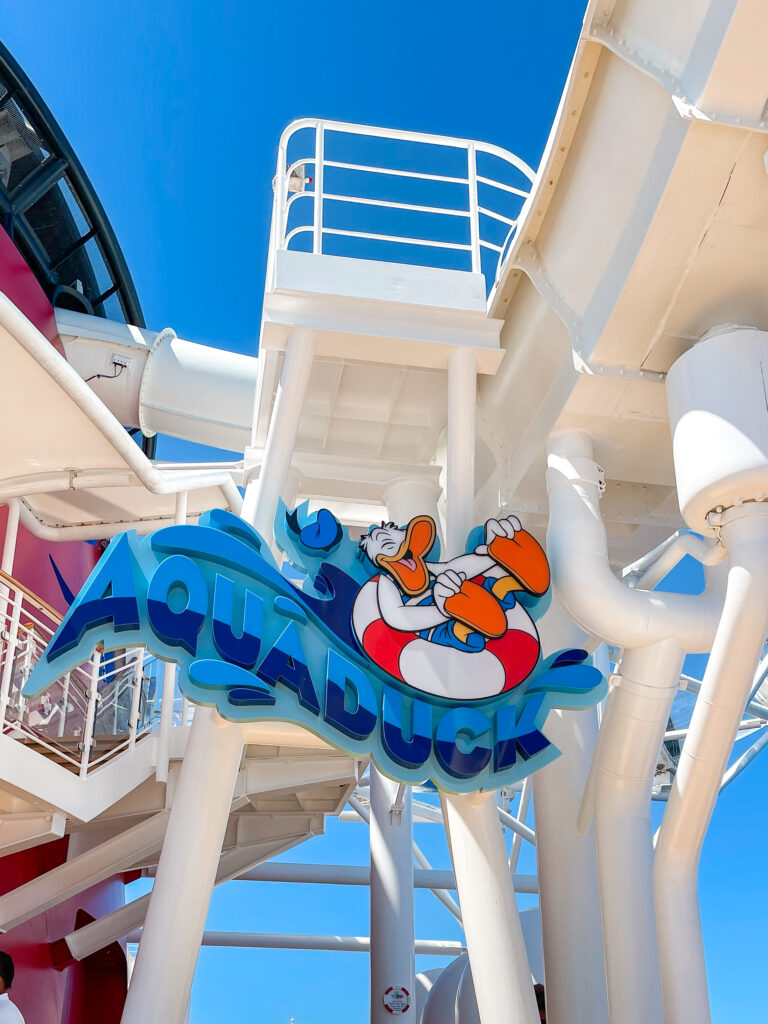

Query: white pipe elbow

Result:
[546,431,722,653]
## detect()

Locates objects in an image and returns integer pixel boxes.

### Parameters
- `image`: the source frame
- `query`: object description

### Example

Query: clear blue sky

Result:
[4,3,768,1021]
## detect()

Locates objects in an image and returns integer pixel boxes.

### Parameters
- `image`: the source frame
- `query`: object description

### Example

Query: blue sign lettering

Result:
[26,505,607,793]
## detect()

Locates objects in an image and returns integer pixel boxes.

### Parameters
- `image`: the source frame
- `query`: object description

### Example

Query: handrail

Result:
[270,118,535,294]
[0,568,63,624]
[0,566,182,777]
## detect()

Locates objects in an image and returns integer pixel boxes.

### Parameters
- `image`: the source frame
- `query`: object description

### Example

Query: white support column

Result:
[1,499,19,577]
[446,347,477,556]
[442,344,537,1024]
[655,508,768,1024]
[241,329,317,541]
[382,476,442,528]
[80,651,101,777]
[0,500,20,722]
[122,708,244,1024]
[533,596,607,1024]
[370,769,416,1023]
[442,793,539,1024]
[367,477,439,1023]
[156,492,188,783]
[533,707,607,1024]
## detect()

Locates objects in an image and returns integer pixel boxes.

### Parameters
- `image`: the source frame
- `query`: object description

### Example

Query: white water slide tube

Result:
[1,298,243,512]
[546,429,726,1024]
[54,309,258,456]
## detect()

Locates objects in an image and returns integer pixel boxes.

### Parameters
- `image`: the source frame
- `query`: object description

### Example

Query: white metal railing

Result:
[270,119,536,294]
[0,570,166,774]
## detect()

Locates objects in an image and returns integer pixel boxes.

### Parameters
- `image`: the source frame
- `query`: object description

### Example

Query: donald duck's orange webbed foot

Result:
[444,580,507,640]
[487,530,550,597]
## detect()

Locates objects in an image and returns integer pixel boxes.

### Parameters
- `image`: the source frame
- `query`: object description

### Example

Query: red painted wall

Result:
[0,226,63,354]
[0,841,127,1023]
[0,505,99,616]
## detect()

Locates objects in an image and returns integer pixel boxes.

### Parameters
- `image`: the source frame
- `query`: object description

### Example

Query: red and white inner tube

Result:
[352,575,540,701]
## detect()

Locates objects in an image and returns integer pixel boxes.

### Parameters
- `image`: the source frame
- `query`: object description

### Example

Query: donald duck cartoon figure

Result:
[351,514,551,701]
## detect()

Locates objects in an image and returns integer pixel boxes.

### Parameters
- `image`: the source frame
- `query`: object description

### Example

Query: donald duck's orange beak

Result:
[488,529,550,596]
[376,515,436,597]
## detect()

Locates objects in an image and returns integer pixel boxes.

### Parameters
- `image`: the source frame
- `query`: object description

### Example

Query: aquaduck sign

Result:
[25,506,605,793]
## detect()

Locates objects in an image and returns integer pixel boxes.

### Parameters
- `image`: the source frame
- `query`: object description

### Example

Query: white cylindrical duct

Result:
[666,325,768,533]
[533,595,607,1024]
[139,334,257,452]
[57,310,258,453]
[593,640,683,1024]
[655,506,768,1024]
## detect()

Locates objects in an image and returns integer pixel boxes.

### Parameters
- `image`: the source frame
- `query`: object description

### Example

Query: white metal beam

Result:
[0,810,168,932]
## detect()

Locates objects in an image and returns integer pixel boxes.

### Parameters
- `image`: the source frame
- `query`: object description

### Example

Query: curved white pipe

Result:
[623,531,726,591]
[546,430,723,652]
[1,295,242,511]
[655,506,768,1024]
[545,429,726,1024]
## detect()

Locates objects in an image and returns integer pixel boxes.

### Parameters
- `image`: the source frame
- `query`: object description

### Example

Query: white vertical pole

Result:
[58,671,71,738]
[367,479,440,1024]
[0,499,20,686]
[313,123,324,255]
[156,491,188,783]
[594,639,683,1024]
[656,509,768,1024]
[80,650,101,777]
[532,595,608,1024]
[0,588,22,728]
[508,776,531,873]
[370,769,415,1023]
[241,329,317,542]
[122,708,244,1024]
[128,651,143,750]
[442,344,538,1024]
[442,793,539,1024]
[1,499,19,577]
[467,143,481,275]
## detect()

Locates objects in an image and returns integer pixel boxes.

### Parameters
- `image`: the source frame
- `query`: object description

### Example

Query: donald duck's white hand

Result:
[434,569,466,616]
[475,515,522,555]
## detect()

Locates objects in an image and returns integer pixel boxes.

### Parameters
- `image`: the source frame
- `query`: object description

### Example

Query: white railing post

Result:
[313,122,324,255]
[0,588,22,728]
[0,499,20,680]
[276,138,289,254]
[467,142,481,274]
[128,650,143,749]
[58,671,71,737]
[80,650,101,777]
